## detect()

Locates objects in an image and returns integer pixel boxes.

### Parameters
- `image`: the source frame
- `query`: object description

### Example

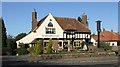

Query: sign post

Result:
[96,20,101,48]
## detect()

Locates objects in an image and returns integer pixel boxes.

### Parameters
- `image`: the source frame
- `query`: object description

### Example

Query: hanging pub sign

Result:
[96,20,101,32]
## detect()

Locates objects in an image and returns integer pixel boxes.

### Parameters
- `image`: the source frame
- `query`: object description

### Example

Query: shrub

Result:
[16,43,28,55]
[34,40,43,55]
[2,47,12,55]
[100,41,112,51]
[46,39,52,54]
[29,46,35,54]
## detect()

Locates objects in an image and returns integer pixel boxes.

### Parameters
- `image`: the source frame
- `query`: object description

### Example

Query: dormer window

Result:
[48,22,53,27]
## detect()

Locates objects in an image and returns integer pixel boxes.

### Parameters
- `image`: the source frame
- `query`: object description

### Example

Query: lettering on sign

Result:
[42,35,59,37]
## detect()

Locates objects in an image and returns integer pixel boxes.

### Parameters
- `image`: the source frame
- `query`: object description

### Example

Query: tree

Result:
[78,17,82,22]
[15,33,26,41]
[34,40,43,55]
[46,39,52,54]
[0,17,8,55]
[7,35,17,49]
[0,17,7,47]
[7,35,17,55]
[16,43,28,55]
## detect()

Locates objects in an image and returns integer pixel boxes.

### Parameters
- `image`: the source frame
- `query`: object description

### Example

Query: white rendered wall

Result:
[91,38,97,46]
[16,32,36,48]
[16,13,64,47]
[35,13,64,38]
[110,42,117,46]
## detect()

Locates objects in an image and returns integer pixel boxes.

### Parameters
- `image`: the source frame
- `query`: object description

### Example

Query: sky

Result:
[1,0,119,2]
[2,2,118,36]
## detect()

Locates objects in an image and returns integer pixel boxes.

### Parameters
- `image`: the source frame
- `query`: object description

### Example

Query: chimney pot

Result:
[103,28,105,31]
[111,30,113,32]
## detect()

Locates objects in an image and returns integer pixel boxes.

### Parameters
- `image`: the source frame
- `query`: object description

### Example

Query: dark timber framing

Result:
[63,32,91,40]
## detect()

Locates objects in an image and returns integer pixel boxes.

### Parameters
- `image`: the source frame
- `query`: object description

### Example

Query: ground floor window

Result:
[44,42,48,47]
[74,41,81,47]
[24,44,29,48]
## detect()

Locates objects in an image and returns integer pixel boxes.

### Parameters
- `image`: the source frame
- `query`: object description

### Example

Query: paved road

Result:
[1,56,119,67]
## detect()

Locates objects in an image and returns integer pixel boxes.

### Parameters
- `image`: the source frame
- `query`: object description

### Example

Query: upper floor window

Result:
[46,22,55,34]
[46,28,55,34]
[48,22,53,27]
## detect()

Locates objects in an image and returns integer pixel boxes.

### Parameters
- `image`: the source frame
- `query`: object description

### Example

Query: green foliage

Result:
[2,34,17,55]
[16,43,28,55]
[2,47,12,55]
[1,18,7,47]
[46,39,52,54]
[34,40,43,55]
[78,17,82,22]
[100,41,112,51]
[29,46,35,54]
[7,35,17,55]
[15,33,26,41]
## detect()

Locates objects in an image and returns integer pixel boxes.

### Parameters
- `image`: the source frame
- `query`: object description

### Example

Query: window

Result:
[46,22,55,34]
[74,42,76,46]
[48,22,53,27]
[112,43,114,46]
[50,19,52,21]
[46,28,55,34]
[44,42,48,47]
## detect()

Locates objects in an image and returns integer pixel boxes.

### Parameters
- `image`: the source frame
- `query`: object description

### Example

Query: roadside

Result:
[1,54,119,65]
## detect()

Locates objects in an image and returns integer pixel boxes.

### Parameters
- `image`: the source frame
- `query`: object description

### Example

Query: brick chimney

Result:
[82,12,88,26]
[32,9,37,31]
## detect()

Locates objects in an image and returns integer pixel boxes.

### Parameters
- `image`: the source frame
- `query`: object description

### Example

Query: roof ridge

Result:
[53,16,76,20]
[104,30,119,35]
[36,14,90,32]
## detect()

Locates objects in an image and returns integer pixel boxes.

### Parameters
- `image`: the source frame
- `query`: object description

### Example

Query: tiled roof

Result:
[65,24,77,30]
[36,15,90,32]
[54,16,90,32]
[37,15,48,27]
[92,30,120,41]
